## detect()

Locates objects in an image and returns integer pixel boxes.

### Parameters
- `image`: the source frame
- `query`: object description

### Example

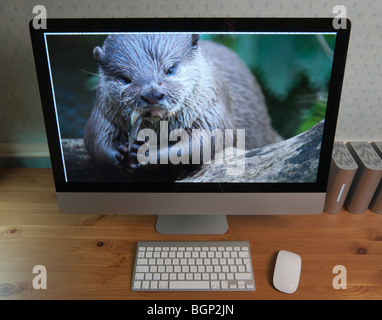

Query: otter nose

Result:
[141,90,165,105]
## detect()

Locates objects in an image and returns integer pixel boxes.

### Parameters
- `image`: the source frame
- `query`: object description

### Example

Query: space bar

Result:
[169,281,210,290]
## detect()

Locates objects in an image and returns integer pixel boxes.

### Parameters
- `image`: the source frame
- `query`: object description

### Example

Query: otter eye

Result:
[119,77,132,85]
[166,66,175,75]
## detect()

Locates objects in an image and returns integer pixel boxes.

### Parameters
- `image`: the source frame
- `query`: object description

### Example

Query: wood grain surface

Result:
[1,168,382,300]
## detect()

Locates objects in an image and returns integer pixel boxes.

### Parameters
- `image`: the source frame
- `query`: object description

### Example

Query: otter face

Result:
[94,34,201,127]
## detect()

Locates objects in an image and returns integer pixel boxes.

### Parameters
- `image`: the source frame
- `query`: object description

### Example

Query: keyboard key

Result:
[162,273,169,280]
[150,281,158,289]
[169,281,210,290]
[133,281,142,289]
[178,273,185,280]
[159,281,168,289]
[135,273,144,280]
[170,273,177,280]
[149,266,157,273]
[235,273,252,280]
[136,266,149,272]
[239,251,250,258]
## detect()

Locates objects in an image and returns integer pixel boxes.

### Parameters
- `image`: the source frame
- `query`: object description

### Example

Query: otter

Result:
[84,33,281,174]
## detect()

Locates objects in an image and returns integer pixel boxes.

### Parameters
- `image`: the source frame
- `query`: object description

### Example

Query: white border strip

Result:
[44,34,68,181]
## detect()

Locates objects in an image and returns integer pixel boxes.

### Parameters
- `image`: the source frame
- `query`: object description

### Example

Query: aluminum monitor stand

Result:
[155,215,229,234]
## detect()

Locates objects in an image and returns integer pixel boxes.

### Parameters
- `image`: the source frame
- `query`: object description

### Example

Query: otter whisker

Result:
[80,69,99,76]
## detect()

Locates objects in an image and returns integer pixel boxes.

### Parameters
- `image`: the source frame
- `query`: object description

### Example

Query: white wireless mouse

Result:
[273,250,302,294]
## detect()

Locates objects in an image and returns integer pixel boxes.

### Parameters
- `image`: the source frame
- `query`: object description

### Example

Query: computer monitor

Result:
[30,18,350,234]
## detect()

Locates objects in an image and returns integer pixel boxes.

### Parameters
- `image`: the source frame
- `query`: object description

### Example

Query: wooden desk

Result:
[1,168,382,300]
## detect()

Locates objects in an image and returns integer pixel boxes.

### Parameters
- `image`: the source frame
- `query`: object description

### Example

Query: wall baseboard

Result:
[0,143,49,158]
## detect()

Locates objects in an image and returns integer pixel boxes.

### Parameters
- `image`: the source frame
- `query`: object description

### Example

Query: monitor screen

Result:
[30,18,350,231]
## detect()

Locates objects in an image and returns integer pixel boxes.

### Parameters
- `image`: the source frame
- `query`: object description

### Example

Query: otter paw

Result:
[127,140,146,170]
[115,141,146,171]
[114,145,128,170]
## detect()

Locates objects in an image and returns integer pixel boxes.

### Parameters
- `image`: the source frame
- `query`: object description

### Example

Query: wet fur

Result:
[84,34,280,167]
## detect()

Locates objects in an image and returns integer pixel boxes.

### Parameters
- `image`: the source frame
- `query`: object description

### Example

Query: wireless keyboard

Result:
[131,241,255,291]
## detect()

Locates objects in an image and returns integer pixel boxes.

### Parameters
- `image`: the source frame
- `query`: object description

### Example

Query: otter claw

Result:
[115,153,124,161]
[117,145,129,154]
[131,110,143,126]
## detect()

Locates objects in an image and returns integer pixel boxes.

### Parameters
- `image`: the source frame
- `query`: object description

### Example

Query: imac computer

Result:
[30,18,350,234]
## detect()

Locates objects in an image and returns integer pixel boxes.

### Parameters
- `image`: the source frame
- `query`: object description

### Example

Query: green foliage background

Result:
[201,34,336,138]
